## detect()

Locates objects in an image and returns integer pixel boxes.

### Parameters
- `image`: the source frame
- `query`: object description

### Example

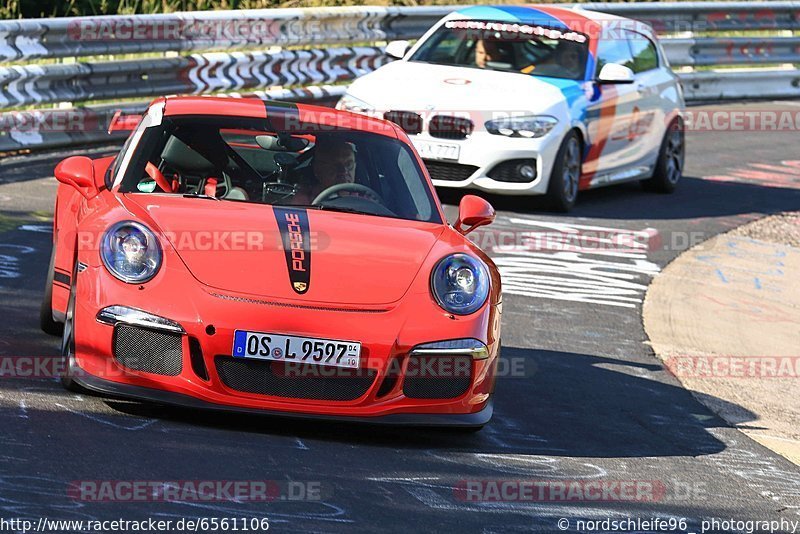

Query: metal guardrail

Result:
[1,2,799,152]
[663,37,800,67]
[681,69,800,101]
[1,38,796,110]
[0,47,386,108]
[0,7,454,63]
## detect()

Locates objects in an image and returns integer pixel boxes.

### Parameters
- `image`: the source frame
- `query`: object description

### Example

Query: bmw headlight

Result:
[101,221,162,283]
[485,115,558,138]
[431,254,490,315]
[336,94,375,114]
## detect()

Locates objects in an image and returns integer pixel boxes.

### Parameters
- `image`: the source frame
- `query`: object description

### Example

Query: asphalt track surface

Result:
[0,102,799,533]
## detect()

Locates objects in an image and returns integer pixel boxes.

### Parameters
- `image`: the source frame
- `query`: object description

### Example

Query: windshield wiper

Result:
[310,205,367,215]
[295,204,369,216]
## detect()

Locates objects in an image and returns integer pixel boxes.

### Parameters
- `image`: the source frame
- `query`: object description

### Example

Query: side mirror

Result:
[454,195,495,235]
[54,156,98,199]
[385,40,410,60]
[597,63,635,84]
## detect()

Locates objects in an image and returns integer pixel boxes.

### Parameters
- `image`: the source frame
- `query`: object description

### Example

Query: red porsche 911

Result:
[40,96,502,430]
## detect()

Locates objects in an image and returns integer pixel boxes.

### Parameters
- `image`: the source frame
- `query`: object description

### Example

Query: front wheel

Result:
[545,130,582,212]
[40,245,64,336]
[641,117,684,193]
[60,263,83,392]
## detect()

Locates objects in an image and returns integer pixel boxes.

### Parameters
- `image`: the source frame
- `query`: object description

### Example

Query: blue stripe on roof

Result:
[455,5,570,30]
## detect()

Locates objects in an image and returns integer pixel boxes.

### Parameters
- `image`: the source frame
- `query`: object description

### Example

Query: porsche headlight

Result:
[485,115,558,138]
[431,254,490,315]
[101,221,162,283]
[336,94,375,114]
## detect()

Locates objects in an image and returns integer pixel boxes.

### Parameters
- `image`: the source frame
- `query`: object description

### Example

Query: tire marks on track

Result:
[479,216,661,308]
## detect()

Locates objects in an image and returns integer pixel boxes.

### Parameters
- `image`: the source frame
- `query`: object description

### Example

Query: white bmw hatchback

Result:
[338,5,685,211]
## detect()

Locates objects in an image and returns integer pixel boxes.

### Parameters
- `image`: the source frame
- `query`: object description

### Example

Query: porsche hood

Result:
[124,195,445,306]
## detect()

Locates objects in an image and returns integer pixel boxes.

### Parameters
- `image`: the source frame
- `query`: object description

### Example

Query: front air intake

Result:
[215,357,376,401]
[429,115,474,140]
[423,160,479,182]
[113,324,183,376]
[403,354,473,399]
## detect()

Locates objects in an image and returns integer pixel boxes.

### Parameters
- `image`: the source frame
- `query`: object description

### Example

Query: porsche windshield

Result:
[117,116,441,223]
[409,20,589,81]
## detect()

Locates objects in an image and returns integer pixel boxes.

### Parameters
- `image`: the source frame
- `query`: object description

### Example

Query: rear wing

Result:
[107,110,143,134]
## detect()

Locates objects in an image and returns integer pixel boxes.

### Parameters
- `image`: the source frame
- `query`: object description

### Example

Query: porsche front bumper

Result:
[72,265,501,426]
[69,354,494,427]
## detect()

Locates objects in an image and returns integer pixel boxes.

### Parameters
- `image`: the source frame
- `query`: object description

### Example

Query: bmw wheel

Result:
[642,117,684,193]
[545,130,582,212]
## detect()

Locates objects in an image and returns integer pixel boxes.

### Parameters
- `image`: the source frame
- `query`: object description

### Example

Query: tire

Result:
[39,244,64,336]
[545,130,582,212]
[60,261,84,392]
[641,117,684,193]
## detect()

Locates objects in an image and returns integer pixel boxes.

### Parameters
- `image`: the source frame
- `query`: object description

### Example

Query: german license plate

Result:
[412,139,460,161]
[232,330,361,369]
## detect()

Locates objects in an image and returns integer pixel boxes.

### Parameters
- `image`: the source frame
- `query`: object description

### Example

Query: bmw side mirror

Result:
[597,63,635,84]
[455,195,495,235]
[54,156,99,199]
[385,40,410,60]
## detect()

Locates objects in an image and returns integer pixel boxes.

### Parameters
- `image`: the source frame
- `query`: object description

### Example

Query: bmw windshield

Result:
[116,115,441,223]
[409,20,589,81]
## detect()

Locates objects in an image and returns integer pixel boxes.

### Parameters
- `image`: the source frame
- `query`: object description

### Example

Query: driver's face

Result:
[475,39,498,68]
[313,143,356,189]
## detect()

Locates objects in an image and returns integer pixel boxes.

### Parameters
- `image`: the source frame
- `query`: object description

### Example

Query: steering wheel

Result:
[312,183,383,206]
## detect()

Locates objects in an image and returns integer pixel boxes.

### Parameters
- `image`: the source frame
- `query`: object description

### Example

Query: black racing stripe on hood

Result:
[272,207,311,294]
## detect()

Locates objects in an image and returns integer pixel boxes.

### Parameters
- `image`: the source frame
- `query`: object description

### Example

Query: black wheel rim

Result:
[665,124,684,185]
[563,137,581,202]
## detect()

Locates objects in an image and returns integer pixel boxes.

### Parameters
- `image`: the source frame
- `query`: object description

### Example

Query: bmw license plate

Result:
[412,139,460,161]
[233,330,361,369]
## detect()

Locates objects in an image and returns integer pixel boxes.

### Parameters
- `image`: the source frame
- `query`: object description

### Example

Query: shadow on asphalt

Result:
[437,176,800,221]
[91,346,734,459]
